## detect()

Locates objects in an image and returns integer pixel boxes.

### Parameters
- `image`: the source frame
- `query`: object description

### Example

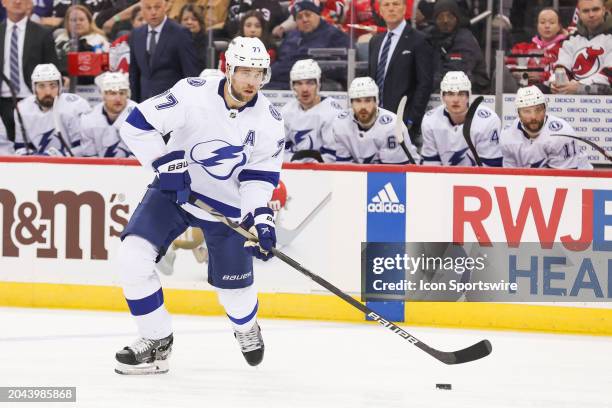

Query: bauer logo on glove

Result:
[152,150,192,205]
[241,207,277,261]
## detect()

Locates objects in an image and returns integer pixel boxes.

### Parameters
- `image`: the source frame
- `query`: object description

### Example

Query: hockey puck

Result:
[436,383,452,390]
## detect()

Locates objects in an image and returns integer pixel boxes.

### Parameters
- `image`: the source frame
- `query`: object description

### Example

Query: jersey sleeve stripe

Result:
[320,147,336,155]
[126,107,155,131]
[421,154,442,162]
[336,156,352,162]
[238,169,280,187]
[481,157,503,167]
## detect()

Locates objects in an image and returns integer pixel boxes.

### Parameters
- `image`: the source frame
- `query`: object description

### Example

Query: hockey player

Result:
[420,71,502,167]
[281,59,343,162]
[14,64,91,156]
[116,36,284,374]
[79,73,136,158]
[500,86,593,169]
[329,77,419,164]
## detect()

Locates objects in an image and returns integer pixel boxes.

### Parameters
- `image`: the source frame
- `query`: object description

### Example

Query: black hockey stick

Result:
[550,134,612,163]
[462,95,484,167]
[189,196,492,365]
[0,71,33,154]
[394,96,416,164]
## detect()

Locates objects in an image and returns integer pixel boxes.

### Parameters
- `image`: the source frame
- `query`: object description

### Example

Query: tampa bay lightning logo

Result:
[269,104,282,121]
[190,140,247,180]
[548,120,563,131]
[187,77,206,87]
[379,114,393,125]
[338,110,349,119]
[477,109,491,118]
[294,129,313,149]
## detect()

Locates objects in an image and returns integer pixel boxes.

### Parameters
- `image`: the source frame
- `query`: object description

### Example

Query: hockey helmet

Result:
[289,59,322,89]
[348,77,379,103]
[96,72,130,96]
[440,71,471,95]
[515,86,546,110]
[31,63,62,92]
[225,36,271,86]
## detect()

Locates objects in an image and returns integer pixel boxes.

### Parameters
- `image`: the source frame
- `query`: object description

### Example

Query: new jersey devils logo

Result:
[572,46,604,80]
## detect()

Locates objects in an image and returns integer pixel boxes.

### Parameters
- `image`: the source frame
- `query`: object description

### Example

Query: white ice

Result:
[1,307,611,408]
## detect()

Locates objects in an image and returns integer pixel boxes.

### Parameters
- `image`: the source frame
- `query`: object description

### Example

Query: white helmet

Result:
[95,72,130,96]
[31,63,62,91]
[200,68,225,79]
[290,59,321,88]
[225,36,271,86]
[440,71,471,94]
[515,85,546,109]
[348,77,379,103]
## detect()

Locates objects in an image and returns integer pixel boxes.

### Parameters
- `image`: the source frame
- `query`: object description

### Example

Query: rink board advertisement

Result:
[0,157,611,334]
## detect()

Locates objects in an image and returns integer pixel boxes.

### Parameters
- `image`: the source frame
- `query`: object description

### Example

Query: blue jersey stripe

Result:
[238,169,279,187]
[126,107,155,131]
[126,287,164,316]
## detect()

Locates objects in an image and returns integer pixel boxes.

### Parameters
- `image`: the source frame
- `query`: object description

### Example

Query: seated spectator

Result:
[219,10,277,71]
[224,0,287,39]
[501,86,592,169]
[168,0,229,30]
[79,72,136,157]
[55,5,110,85]
[108,5,145,73]
[552,0,612,95]
[267,0,349,89]
[14,64,91,156]
[506,8,568,88]
[179,4,207,71]
[50,0,113,29]
[429,0,490,93]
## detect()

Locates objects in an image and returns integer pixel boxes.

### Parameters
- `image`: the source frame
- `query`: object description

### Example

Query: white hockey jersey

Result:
[556,30,612,87]
[80,100,137,157]
[329,107,420,164]
[281,96,343,162]
[120,77,285,221]
[500,115,593,169]
[421,104,502,167]
[0,118,12,155]
[14,93,91,156]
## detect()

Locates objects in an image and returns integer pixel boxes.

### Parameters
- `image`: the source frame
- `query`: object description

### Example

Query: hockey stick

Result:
[550,134,612,163]
[394,96,416,164]
[0,71,33,154]
[189,196,493,365]
[52,96,75,157]
[462,95,484,167]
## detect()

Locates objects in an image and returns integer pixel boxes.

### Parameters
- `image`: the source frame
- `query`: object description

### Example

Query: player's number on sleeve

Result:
[387,136,396,149]
[155,93,178,110]
[563,140,577,158]
[490,130,499,144]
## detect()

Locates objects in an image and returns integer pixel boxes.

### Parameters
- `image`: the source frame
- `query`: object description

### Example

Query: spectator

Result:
[510,0,577,44]
[79,72,136,157]
[0,0,59,141]
[168,0,229,30]
[506,8,568,89]
[428,0,490,93]
[178,4,207,71]
[219,10,277,71]
[51,0,113,29]
[55,5,110,85]
[552,0,612,94]
[129,0,199,102]
[268,0,349,89]
[108,5,145,73]
[224,0,287,39]
[367,0,433,144]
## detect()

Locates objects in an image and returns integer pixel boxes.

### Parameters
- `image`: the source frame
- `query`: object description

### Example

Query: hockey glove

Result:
[152,150,191,205]
[241,207,276,261]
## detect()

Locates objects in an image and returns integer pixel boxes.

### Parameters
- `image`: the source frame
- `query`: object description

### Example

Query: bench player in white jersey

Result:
[116,37,284,374]
[500,86,593,169]
[14,64,90,156]
[421,71,502,167]
[79,72,136,158]
[281,59,343,162]
[329,77,419,164]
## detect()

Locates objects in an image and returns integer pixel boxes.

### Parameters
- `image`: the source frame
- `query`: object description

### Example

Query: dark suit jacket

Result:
[0,19,58,94]
[129,19,199,102]
[368,22,434,127]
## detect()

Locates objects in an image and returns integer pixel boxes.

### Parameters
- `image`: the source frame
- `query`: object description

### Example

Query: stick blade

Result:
[395,96,407,143]
[435,339,492,365]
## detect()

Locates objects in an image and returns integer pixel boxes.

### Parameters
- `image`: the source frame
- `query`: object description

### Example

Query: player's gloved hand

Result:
[241,207,276,261]
[152,150,191,205]
[404,118,414,130]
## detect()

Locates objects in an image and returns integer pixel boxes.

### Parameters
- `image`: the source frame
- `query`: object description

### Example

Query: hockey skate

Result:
[115,334,173,375]
[234,323,265,366]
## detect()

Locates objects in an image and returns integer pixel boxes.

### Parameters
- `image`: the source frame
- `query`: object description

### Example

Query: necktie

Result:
[375,32,394,106]
[10,25,20,93]
[148,30,157,65]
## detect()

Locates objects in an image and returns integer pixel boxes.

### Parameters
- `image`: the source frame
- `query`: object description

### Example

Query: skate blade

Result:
[115,360,169,375]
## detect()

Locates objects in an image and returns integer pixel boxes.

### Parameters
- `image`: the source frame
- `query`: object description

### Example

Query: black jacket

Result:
[0,19,59,94]
[368,22,434,127]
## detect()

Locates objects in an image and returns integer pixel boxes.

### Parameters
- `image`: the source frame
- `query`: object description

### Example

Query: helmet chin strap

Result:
[226,67,245,105]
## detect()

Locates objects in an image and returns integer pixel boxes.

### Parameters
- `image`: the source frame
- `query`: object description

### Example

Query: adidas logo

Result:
[367,182,405,214]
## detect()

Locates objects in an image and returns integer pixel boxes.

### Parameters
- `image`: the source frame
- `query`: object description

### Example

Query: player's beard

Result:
[356,108,377,127]
[522,118,545,134]
[231,83,255,103]
[37,96,54,109]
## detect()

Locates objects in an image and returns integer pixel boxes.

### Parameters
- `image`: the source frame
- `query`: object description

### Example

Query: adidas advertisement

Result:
[367,182,406,214]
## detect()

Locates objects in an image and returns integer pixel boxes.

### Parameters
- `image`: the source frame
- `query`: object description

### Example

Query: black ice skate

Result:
[115,334,173,375]
[234,323,264,366]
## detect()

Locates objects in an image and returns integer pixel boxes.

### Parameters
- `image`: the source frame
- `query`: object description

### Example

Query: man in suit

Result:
[129,0,199,102]
[368,0,434,144]
[0,0,58,141]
